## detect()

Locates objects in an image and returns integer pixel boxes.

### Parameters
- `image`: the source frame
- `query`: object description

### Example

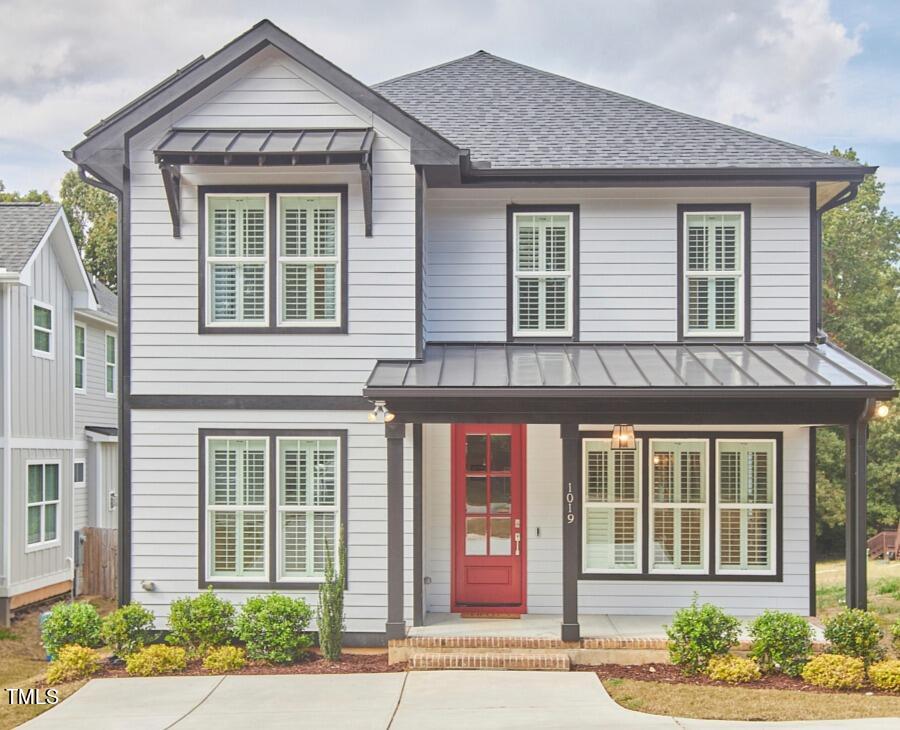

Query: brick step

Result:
[392,636,577,650]
[408,651,570,671]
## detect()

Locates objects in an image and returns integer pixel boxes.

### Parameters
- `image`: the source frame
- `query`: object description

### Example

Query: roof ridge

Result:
[374,50,490,88]
[472,51,857,167]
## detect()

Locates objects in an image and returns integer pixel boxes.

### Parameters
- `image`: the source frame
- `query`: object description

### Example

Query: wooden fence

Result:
[81,527,118,598]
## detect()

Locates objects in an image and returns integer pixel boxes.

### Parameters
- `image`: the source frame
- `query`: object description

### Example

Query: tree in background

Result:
[59,170,118,290]
[816,149,900,556]
[0,180,53,203]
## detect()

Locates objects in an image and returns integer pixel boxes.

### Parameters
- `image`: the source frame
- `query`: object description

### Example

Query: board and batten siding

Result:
[424,187,810,343]
[127,48,417,397]
[423,424,809,617]
[130,410,414,632]
[74,319,117,433]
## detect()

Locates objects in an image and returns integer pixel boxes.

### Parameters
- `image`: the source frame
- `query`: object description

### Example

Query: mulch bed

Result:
[96,652,403,679]
[574,662,895,696]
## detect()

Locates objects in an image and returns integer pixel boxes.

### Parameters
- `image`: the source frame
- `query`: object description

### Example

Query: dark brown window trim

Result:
[506,204,580,342]
[198,428,349,591]
[676,204,752,343]
[198,185,349,335]
[577,430,783,582]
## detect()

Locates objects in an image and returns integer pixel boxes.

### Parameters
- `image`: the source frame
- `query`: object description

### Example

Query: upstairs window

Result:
[206,195,268,326]
[684,212,744,337]
[278,195,340,326]
[74,324,86,392]
[105,333,116,396]
[512,212,574,337]
[33,302,54,358]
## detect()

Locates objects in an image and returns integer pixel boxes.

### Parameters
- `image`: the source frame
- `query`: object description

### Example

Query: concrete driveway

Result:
[21,671,899,730]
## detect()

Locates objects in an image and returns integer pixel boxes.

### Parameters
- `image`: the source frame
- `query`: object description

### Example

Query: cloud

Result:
[0,0,893,202]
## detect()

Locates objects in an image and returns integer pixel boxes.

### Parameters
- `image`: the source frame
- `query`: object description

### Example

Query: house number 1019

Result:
[566,482,575,524]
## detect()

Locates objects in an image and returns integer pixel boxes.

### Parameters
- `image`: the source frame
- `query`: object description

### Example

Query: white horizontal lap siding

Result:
[127,49,416,396]
[423,425,809,617]
[130,410,413,633]
[74,320,116,433]
[424,187,809,343]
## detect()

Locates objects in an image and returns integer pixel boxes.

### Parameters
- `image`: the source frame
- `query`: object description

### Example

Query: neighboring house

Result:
[65,20,896,646]
[0,203,118,625]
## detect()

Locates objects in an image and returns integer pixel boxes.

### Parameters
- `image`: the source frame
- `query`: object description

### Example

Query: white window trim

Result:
[275,193,342,328]
[715,438,777,576]
[32,299,55,359]
[204,436,270,583]
[512,211,574,338]
[275,436,341,583]
[205,193,270,328]
[581,438,643,574]
[74,459,86,489]
[648,438,709,575]
[104,332,117,398]
[74,323,86,394]
[683,211,744,338]
[25,460,61,552]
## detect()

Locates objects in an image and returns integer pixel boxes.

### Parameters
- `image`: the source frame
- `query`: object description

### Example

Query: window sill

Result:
[25,539,61,554]
[200,579,333,591]
[32,350,54,360]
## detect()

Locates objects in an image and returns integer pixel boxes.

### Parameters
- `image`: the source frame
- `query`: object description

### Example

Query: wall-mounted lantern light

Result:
[611,424,636,450]
[874,402,890,419]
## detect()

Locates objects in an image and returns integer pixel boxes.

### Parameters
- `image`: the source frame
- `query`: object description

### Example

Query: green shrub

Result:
[749,610,814,676]
[706,655,761,683]
[665,596,741,675]
[125,644,187,676]
[46,645,102,685]
[868,659,900,693]
[167,589,235,654]
[202,645,246,673]
[824,609,885,665]
[41,602,103,659]
[235,594,313,663]
[801,654,866,690]
[891,619,900,655]
[100,603,156,658]
[317,529,346,661]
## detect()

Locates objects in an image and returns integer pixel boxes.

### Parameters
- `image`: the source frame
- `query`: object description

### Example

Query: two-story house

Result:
[0,202,119,625]
[65,20,895,648]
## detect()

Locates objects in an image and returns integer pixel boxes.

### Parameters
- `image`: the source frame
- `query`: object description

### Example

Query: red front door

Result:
[452,424,526,612]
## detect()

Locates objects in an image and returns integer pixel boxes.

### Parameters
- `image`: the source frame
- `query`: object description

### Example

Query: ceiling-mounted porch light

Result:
[367,400,395,423]
[611,424,636,450]
[874,402,890,419]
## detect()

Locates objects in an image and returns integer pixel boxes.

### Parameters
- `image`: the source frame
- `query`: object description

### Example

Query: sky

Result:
[1,0,899,209]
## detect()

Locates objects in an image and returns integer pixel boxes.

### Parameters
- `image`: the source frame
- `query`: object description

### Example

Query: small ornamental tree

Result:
[317,529,346,661]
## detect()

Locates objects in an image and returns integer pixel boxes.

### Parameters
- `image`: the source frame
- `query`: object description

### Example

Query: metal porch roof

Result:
[365,342,896,399]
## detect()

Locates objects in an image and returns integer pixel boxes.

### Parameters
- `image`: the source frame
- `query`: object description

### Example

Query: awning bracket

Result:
[159,163,182,239]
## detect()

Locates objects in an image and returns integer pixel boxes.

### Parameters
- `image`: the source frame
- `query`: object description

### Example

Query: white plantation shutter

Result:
[583,440,641,571]
[650,440,707,572]
[279,196,340,324]
[717,441,775,572]
[684,213,742,334]
[207,196,268,324]
[514,213,572,335]
[278,438,339,579]
[207,439,268,578]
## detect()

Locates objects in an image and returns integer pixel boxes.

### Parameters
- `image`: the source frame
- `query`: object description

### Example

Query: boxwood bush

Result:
[41,601,103,659]
[868,659,900,693]
[46,645,102,685]
[235,594,312,663]
[125,645,187,676]
[824,609,885,665]
[203,645,247,673]
[100,602,156,658]
[706,655,761,683]
[749,610,814,676]
[167,589,235,654]
[801,653,866,690]
[665,596,741,676]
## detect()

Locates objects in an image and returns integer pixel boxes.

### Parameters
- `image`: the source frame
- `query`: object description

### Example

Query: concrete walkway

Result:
[22,671,898,730]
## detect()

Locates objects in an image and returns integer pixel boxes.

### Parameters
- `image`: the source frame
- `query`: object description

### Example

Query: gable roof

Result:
[0,202,61,273]
[91,278,117,318]
[375,51,871,175]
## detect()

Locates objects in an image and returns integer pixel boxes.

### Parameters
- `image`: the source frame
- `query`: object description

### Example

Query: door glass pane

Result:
[466,477,487,513]
[490,435,511,471]
[490,517,512,555]
[465,435,486,472]
[465,517,487,555]
[490,477,511,513]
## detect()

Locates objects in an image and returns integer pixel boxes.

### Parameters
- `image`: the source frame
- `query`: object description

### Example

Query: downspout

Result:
[814,181,860,343]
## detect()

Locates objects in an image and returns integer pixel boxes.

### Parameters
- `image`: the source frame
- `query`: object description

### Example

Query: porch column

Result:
[560,423,580,642]
[845,416,869,609]
[385,420,406,639]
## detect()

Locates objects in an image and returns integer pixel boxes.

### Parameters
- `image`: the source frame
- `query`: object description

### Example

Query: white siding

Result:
[74,448,88,530]
[127,48,417,397]
[425,187,810,342]
[74,320,116,433]
[130,409,413,633]
[423,424,809,617]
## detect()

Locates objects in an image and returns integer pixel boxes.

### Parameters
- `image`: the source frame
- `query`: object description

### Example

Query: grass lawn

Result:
[0,596,114,730]
[603,678,900,721]
[817,558,900,642]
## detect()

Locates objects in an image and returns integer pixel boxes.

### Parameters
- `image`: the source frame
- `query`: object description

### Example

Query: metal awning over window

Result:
[365,342,896,400]
[153,128,375,238]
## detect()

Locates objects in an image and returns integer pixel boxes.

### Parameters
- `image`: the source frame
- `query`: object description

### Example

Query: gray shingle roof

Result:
[375,52,860,172]
[91,278,117,317]
[0,202,60,272]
